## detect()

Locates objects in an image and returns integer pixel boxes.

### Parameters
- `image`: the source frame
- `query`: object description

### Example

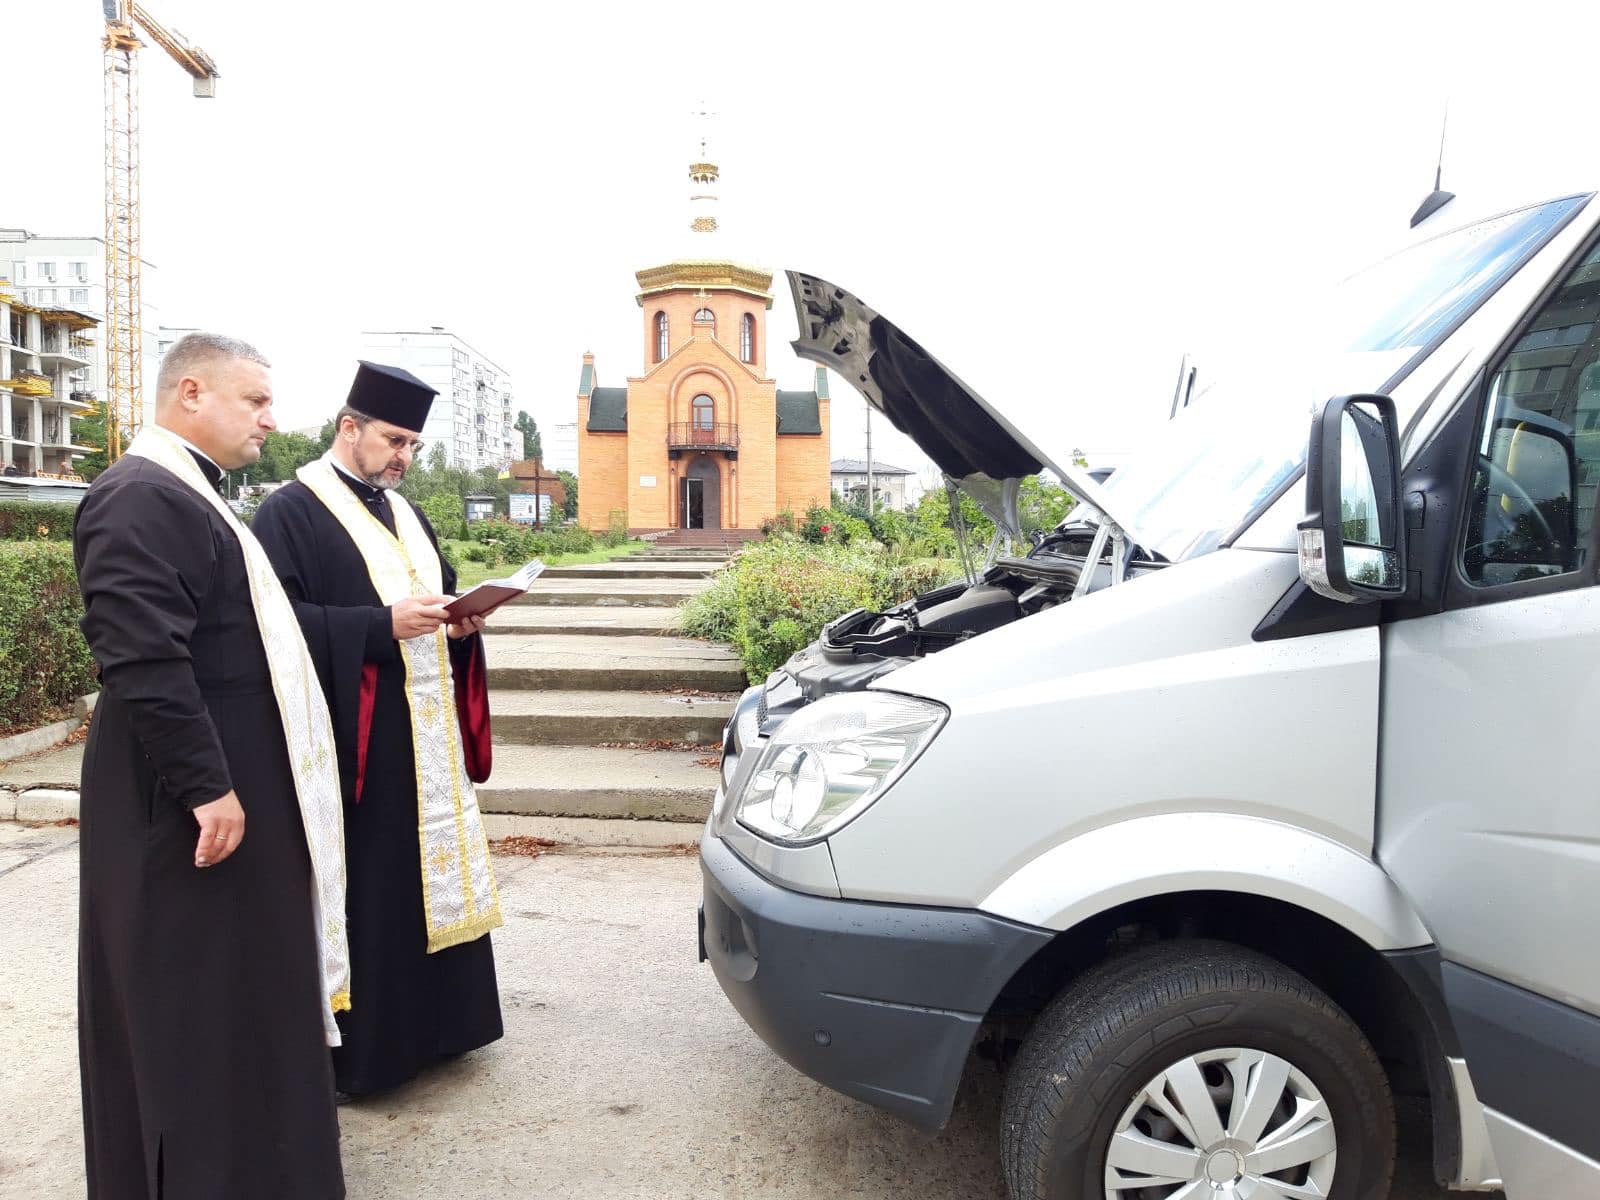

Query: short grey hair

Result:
[334,404,373,429]
[155,332,270,397]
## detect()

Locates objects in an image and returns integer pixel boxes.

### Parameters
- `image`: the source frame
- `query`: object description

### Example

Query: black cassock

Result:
[252,472,502,1097]
[74,454,343,1199]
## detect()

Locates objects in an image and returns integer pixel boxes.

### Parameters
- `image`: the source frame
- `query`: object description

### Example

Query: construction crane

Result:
[101,0,219,459]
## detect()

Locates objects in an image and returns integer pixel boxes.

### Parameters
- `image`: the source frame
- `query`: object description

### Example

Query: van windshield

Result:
[1098,195,1588,563]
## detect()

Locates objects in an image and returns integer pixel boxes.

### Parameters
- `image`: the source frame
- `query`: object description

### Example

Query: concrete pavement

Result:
[0,822,1499,1199]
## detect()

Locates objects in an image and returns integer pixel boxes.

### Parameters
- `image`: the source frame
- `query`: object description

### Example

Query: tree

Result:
[317,419,337,453]
[251,431,322,482]
[74,403,112,481]
[514,411,542,461]
[556,470,578,520]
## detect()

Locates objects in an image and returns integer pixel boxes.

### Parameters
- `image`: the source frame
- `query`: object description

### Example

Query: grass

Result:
[446,539,655,587]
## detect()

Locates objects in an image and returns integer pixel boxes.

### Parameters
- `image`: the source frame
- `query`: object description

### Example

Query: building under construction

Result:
[1,227,162,438]
[0,282,101,480]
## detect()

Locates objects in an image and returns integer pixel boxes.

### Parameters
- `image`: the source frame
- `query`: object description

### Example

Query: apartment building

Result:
[359,328,515,471]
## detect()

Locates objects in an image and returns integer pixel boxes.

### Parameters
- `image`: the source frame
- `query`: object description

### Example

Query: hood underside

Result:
[785,270,1143,543]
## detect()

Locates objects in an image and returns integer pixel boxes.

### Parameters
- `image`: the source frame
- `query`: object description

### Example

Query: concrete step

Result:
[540,563,718,580]
[476,744,717,821]
[488,689,733,746]
[622,554,731,563]
[0,741,722,827]
[486,633,747,692]
[513,579,707,608]
[484,607,681,637]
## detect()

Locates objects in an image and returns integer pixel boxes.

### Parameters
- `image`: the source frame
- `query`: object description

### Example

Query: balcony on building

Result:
[37,330,93,369]
[667,420,740,455]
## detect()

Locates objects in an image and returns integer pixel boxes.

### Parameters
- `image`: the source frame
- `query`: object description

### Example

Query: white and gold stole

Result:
[296,454,502,952]
[125,427,350,1044]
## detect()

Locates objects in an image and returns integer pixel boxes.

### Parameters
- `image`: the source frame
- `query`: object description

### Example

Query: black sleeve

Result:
[74,480,232,810]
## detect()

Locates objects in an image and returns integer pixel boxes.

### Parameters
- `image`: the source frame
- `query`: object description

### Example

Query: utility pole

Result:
[864,405,875,516]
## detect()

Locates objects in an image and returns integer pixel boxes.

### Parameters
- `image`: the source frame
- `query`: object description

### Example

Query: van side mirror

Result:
[1297,394,1406,603]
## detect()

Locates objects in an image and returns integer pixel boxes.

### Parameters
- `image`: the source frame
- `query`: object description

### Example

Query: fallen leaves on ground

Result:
[693,757,720,768]
[652,687,737,701]
[492,835,561,858]
[593,740,719,753]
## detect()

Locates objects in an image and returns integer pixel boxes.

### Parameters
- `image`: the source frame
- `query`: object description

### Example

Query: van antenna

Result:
[1409,103,1455,228]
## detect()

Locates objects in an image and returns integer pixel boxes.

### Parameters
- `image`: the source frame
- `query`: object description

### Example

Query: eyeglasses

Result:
[377,430,425,454]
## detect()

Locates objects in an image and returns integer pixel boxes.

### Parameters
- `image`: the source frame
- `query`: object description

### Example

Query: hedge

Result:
[0,501,77,542]
[463,519,596,565]
[679,536,961,683]
[0,542,97,736]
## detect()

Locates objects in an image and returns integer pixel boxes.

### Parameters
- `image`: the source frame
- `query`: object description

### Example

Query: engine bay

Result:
[763,526,1142,719]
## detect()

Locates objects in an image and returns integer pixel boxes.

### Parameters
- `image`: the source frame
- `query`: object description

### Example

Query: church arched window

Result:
[740,313,755,363]
[654,312,669,363]
[694,307,716,335]
[692,393,714,431]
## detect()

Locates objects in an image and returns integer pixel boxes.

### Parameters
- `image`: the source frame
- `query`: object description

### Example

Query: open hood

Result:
[785,271,1145,546]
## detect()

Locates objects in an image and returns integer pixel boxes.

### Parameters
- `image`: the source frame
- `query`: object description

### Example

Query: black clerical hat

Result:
[346,360,437,433]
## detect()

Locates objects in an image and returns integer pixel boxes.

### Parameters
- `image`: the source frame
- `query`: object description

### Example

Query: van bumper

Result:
[698,833,1052,1131]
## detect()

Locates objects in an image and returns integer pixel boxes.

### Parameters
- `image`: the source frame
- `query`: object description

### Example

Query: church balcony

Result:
[668,421,740,454]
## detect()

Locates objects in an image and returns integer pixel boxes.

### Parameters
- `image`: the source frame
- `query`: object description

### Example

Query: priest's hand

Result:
[447,613,487,639]
[193,790,245,868]
[392,595,454,640]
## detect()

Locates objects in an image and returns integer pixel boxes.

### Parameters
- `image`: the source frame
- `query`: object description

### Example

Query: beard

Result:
[353,445,405,490]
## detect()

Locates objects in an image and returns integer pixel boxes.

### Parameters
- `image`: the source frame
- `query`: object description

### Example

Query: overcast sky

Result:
[6,0,1599,480]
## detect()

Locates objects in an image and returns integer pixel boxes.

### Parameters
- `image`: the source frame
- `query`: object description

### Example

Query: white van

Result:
[698,189,1600,1199]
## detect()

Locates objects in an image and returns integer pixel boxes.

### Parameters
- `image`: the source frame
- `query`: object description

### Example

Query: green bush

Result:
[603,510,629,548]
[867,506,912,548]
[0,501,77,542]
[679,535,963,682]
[420,493,467,542]
[462,518,598,566]
[677,568,739,643]
[0,543,97,735]
[759,508,796,538]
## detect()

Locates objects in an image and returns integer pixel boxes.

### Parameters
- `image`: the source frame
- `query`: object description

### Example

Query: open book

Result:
[443,559,546,621]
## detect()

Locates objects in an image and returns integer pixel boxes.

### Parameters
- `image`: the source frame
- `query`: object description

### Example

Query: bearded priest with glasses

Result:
[252,361,503,1099]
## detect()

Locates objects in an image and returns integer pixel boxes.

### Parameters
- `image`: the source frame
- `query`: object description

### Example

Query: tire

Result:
[1000,940,1395,1200]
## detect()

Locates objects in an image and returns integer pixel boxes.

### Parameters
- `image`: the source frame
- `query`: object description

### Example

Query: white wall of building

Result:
[360,329,515,471]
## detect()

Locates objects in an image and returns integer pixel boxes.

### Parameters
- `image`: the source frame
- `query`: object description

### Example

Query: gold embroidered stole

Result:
[124,428,350,1044]
[296,454,501,951]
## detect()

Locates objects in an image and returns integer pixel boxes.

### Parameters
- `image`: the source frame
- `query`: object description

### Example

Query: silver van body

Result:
[700,190,1600,1199]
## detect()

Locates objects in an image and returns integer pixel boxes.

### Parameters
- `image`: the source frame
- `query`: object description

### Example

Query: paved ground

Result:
[0,822,1495,1199]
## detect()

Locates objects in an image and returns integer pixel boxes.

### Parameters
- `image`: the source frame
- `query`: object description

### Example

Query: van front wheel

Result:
[1000,940,1395,1200]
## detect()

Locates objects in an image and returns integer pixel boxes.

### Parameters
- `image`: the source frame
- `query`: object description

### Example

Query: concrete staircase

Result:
[1,548,743,849]
[474,545,740,844]
[649,529,761,551]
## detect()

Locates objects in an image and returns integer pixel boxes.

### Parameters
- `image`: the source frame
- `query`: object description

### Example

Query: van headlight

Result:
[735,693,947,845]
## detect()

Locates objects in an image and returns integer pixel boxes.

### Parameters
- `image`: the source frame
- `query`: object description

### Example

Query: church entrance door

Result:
[682,457,721,530]
[682,478,704,529]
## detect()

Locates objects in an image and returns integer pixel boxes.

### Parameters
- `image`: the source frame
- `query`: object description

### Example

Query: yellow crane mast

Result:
[101,0,219,460]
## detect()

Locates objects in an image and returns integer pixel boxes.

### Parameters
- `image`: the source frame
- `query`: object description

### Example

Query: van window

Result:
[1463,242,1600,585]
[1103,196,1587,563]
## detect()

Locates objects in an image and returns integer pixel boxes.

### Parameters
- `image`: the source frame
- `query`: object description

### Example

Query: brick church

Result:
[576,142,831,536]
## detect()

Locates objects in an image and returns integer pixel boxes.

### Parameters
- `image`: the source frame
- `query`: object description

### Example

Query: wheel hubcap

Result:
[1102,1046,1338,1199]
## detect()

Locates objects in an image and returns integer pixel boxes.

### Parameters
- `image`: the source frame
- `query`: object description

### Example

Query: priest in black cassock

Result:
[74,333,347,1198]
[252,362,504,1099]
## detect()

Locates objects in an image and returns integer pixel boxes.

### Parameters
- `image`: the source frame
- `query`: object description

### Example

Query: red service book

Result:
[443,559,545,620]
